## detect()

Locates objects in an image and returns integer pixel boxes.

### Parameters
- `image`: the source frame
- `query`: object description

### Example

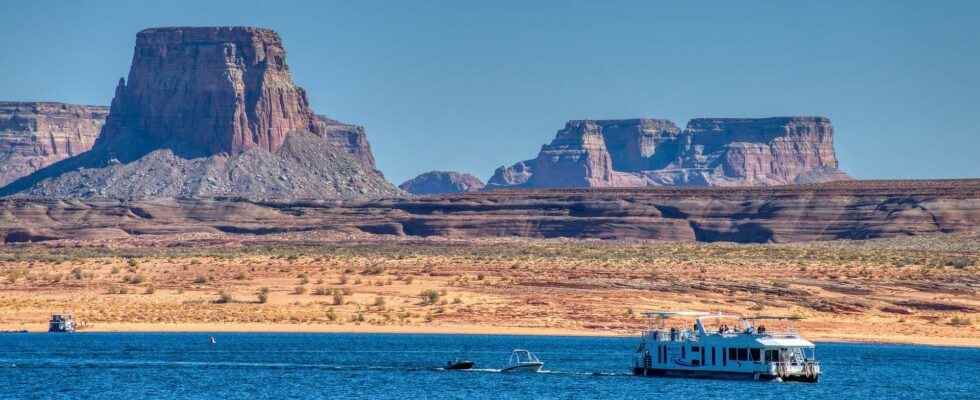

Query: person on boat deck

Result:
[758,326,766,334]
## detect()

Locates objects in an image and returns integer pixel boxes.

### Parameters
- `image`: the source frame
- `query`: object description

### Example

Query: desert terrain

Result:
[1,231,977,347]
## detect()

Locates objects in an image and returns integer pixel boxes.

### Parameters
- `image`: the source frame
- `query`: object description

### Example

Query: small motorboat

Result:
[445,359,475,370]
[501,349,543,373]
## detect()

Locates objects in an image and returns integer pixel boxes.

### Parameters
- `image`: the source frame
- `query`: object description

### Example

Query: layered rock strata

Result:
[2,180,977,244]
[487,117,850,189]
[0,102,108,186]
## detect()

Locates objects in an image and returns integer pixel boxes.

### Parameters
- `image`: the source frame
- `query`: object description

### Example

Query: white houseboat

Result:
[632,311,820,382]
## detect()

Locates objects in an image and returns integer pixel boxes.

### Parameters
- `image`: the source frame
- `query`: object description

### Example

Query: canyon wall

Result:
[0,102,107,186]
[2,180,976,244]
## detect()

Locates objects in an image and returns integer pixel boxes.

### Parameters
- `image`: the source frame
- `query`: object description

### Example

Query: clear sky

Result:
[1,1,977,184]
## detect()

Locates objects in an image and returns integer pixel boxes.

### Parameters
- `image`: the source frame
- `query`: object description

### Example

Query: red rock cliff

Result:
[97,27,322,155]
[0,102,108,186]
[488,117,850,189]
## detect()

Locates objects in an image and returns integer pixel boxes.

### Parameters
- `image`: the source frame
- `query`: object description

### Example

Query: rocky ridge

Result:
[1,179,977,244]
[0,27,400,200]
[487,117,850,189]
[399,171,485,195]
[0,102,108,186]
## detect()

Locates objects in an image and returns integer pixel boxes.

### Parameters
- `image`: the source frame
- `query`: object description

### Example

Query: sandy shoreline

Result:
[5,322,978,348]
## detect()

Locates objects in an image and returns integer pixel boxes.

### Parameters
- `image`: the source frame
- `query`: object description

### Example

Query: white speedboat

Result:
[633,311,820,382]
[501,349,543,373]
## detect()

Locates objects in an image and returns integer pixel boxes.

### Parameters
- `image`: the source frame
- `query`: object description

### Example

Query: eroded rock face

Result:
[0,102,108,186]
[0,26,400,200]
[2,180,977,244]
[97,27,323,156]
[488,117,850,189]
[399,171,485,195]
[314,115,378,173]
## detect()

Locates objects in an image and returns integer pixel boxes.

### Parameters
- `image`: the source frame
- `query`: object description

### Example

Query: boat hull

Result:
[501,363,543,373]
[632,367,817,383]
[446,361,474,370]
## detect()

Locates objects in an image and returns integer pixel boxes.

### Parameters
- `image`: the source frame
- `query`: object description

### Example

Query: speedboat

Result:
[445,359,475,370]
[632,311,821,382]
[501,349,543,373]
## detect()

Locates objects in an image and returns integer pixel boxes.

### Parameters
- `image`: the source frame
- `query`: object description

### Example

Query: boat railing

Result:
[758,329,799,338]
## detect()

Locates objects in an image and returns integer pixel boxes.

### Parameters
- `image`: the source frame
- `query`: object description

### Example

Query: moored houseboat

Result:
[48,314,77,333]
[633,311,820,382]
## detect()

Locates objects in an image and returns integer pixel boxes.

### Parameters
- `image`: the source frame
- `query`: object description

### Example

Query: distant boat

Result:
[209,336,216,344]
[48,314,76,333]
[501,349,543,373]
[445,359,474,370]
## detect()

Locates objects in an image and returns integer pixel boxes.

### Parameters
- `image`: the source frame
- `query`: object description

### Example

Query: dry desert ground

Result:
[1,232,978,347]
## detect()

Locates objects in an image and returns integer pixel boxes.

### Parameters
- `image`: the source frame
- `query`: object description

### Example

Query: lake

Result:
[1,333,978,399]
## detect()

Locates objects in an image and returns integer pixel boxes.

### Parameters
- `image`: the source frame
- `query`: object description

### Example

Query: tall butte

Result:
[1,27,399,199]
[99,27,320,156]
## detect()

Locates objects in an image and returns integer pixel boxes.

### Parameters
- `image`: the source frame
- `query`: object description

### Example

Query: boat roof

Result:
[755,336,815,347]
[641,311,740,319]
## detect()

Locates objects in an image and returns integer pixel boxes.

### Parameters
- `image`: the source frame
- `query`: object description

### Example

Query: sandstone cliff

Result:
[1,27,400,200]
[0,102,107,186]
[487,117,850,189]
[97,27,323,156]
[399,171,485,195]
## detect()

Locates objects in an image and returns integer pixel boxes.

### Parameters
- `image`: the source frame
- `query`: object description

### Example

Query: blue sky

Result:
[1,1,977,184]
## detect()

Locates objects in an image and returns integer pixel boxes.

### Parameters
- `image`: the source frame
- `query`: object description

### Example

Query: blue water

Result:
[1,333,978,399]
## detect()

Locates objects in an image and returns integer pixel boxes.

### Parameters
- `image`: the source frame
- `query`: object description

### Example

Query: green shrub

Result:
[419,289,440,305]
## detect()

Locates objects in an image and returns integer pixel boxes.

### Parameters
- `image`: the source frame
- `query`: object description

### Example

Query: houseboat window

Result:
[701,348,706,366]
[722,347,727,366]
[765,349,778,362]
[691,346,700,352]
[728,348,737,361]
[712,347,716,366]
[681,345,686,359]
[737,348,748,361]
[750,348,761,362]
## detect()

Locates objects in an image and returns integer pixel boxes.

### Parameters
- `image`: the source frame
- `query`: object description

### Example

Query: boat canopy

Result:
[755,336,815,347]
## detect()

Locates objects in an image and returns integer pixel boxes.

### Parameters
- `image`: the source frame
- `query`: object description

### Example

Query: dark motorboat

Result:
[445,359,475,370]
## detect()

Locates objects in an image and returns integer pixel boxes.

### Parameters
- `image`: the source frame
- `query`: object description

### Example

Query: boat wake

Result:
[2,358,632,378]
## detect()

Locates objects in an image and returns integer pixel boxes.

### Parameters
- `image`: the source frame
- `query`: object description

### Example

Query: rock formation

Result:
[314,115,379,173]
[0,27,400,200]
[487,117,850,189]
[3,179,977,244]
[96,27,323,156]
[399,171,485,195]
[0,102,108,186]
